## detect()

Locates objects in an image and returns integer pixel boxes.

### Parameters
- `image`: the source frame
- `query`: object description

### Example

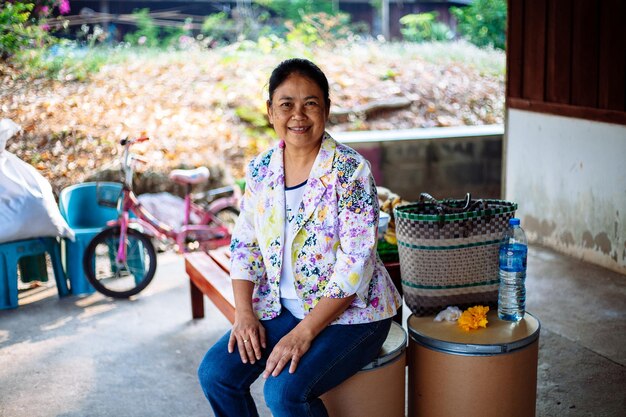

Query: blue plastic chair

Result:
[0,237,69,309]
[58,182,123,295]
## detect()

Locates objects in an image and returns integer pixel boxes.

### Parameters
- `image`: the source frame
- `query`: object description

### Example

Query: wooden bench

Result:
[185,248,235,323]
[184,248,403,325]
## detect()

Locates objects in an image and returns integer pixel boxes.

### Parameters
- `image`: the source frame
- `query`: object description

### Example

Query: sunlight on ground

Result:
[40,316,73,331]
[18,282,58,305]
[74,293,107,307]
[77,303,117,320]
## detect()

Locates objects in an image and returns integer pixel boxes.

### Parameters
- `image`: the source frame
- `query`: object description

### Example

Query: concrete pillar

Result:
[382,0,390,40]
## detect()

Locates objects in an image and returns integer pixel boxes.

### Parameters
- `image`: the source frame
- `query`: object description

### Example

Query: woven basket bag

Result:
[393,193,517,316]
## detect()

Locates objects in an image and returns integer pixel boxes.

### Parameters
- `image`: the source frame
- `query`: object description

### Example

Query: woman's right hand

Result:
[228,310,266,364]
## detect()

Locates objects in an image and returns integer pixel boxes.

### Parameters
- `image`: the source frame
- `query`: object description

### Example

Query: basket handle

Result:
[419,192,487,214]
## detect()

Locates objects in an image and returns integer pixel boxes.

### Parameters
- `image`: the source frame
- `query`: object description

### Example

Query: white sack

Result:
[0,119,75,243]
[0,119,21,152]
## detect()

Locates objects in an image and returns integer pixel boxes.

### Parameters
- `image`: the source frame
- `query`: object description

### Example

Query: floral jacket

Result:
[229,132,402,324]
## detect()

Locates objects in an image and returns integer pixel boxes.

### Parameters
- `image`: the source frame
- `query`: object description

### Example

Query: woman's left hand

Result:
[263,328,313,378]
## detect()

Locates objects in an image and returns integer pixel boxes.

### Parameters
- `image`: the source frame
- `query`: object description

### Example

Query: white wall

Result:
[505,109,626,274]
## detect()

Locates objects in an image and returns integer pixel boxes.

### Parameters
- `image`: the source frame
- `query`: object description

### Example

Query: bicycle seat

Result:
[169,166,210,185]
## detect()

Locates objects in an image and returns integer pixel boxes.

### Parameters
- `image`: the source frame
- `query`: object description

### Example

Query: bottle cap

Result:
[509,218,520,226]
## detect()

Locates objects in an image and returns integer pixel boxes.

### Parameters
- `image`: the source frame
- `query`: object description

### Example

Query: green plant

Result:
[256,34,285,53]
[75,23,108,48]
[369,0,382,12]
[0,2,56,59]
[254,0,336,24]
[235,105,269,128]
[124,9,160,47]
[162,18,194,49]
[202,11,236,44]
[399,12,453,43]
[286,12,359,46]
[122,9,196,49]
[381,69,398,81]
[13,42,115,81]
[451,0,507,50]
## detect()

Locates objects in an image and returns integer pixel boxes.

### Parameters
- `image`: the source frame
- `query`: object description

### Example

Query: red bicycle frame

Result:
[107,137,236,263]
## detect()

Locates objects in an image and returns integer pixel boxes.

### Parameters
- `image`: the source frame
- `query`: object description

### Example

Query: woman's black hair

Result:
[268,58,330,107]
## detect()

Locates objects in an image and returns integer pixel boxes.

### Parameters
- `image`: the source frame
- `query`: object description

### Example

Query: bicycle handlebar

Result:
[132,154,149,164]
[120,137,150,146]
[120,137,149,188]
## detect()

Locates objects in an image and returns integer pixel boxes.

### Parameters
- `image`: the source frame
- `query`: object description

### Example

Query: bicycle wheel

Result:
[83,227,157,298]
[215,206,240,233]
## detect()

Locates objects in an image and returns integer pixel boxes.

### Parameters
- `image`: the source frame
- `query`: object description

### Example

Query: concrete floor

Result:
[0,244,624,417]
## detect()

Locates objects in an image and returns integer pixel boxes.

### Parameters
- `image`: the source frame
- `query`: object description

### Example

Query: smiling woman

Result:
[197,58,402,417]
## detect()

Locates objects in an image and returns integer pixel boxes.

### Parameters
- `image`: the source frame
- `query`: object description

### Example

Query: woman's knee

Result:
[264,374,308,409]
[197,351,221,392]
[265,376,328,417]
[264,376,291,407]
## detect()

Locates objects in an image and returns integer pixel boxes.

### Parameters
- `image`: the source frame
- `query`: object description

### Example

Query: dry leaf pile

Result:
[0,41,505,194]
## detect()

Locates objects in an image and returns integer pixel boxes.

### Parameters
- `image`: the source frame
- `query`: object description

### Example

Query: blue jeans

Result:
[198,310,391,417]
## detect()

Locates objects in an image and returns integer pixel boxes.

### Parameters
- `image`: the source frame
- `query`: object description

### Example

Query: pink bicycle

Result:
[82,137,240,298]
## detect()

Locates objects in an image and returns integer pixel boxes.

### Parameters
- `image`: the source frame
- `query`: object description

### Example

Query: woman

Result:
[198,58,401,417]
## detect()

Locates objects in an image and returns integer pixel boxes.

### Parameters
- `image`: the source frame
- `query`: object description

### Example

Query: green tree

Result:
[451,0,507,50]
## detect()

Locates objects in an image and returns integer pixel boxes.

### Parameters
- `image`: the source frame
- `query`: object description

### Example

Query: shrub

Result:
[400,12,453,43]
[451,0,507,50]
[162,17,194,49]
[286,12,363,46]
[202,12,236,44]
[13,42,118,81]
[0,2,57,59]
[254,0,335,24]
[123,9,160,48]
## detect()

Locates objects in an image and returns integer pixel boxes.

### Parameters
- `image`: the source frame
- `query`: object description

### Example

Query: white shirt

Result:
[280,179,307,319]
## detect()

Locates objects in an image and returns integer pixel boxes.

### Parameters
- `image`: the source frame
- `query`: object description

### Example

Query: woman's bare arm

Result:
[228,279,266,364]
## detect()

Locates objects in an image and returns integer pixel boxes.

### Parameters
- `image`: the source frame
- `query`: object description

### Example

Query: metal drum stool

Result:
[408,311,540,417]
[321,321,407,417]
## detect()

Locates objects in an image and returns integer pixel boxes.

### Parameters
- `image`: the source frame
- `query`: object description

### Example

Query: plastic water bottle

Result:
[498,218,527,322]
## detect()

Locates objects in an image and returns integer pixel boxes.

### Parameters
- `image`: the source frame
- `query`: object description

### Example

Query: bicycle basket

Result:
[96,182,122,208]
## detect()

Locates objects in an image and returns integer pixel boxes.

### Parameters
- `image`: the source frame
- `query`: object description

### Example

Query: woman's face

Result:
[267,73,329,150]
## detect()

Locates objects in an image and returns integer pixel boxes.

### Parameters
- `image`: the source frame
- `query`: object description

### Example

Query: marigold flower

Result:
[458,305,490,331]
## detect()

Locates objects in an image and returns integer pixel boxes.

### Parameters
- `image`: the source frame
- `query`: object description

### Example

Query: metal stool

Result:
[407,311,541,417]
[320,321,407,417]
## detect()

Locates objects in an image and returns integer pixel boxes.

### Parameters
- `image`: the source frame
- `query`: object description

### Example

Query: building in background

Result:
[505,0,626,274]
[62,0,472,40]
